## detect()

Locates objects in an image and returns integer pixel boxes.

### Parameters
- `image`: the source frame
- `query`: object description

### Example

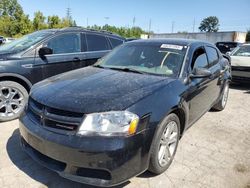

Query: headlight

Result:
[77,111,139,136]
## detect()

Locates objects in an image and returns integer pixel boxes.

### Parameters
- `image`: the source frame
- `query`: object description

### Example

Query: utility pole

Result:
[86,18,89,28]
[148,19,152,34]
[192,18,196,33]
[133,16,136,28]
[171,21,175,33]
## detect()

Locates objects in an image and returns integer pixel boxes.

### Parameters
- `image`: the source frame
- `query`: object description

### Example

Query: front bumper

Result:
[19,114,153,187]
[231,66,250,82]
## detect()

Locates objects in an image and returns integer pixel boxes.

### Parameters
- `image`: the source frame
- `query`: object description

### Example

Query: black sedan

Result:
[19,39,231,187]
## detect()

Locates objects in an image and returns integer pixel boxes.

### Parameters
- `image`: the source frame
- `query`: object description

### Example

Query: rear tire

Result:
[212,81,229,111]
[0,81,28,122]
[148,113,180,174]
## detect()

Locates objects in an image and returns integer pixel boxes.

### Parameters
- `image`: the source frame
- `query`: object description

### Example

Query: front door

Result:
[187,47,214,125]
[35,32,85,80]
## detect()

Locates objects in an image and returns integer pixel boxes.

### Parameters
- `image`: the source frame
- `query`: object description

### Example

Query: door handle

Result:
[73,57,80,62]
[22,64,33,68]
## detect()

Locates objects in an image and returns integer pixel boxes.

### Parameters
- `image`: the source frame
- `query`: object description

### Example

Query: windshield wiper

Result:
[93,64,105,69]
[93,65,147,75]
[107,67,146,74]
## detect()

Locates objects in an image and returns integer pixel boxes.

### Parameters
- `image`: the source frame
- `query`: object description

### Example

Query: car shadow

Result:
[230,82,250,94]
[6,129,130,188]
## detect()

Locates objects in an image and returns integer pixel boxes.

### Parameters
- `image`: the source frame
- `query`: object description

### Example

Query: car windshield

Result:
[0,31,52,53]
[96,43,188,77]
[231,45,250,57]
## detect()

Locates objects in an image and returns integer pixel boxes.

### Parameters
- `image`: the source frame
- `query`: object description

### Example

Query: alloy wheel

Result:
[0,87,24,118]
[158,121,178,167]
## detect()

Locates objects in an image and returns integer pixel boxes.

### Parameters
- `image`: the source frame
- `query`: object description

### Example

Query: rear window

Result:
[109,38,123,48]
[86,34,110,51]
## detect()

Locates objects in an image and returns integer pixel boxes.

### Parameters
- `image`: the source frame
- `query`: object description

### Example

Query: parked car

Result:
[0,36,4,45]
[0,27,125,121]
[3,37,15,44]
[230,43,250,82]
[19,39,231,187]
[215,41,242,54]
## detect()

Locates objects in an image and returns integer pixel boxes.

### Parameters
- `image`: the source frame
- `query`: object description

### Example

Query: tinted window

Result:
[206,46,218,66]
[86,34,110,51]
[47,33,81,54]
[192,48,208,69]
[109,38,123,48]
[81,33,87,52]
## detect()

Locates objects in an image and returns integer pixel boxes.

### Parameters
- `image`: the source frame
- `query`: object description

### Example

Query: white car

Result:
[3,37,15,44]
[230,44,250,82]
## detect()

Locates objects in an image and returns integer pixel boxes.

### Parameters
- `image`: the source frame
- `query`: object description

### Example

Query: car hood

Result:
[231,56,250,67]
[31,67,174,114]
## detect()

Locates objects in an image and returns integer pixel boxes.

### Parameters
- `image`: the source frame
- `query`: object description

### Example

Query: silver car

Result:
[230,44,250,82]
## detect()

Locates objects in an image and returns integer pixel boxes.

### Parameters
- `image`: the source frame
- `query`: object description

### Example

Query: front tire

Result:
[212,81,229,111]
[148,113,180,174]
[0,81,28,122]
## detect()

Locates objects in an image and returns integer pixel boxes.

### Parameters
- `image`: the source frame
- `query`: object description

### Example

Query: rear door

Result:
[205,46,222,102]
[35,32,85,80]
[84,33,111,65]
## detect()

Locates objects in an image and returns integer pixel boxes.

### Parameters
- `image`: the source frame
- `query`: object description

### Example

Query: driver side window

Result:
[46,33,81,54]
[192,47,209,69]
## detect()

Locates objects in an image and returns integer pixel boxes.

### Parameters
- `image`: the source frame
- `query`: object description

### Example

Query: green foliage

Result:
[33,11,47,30]
[87,24,147,38]
[246,30,250,42]
[47,15,61,28]
[0,0,147,38]
[199,16,219,32]
[0,0,32,37]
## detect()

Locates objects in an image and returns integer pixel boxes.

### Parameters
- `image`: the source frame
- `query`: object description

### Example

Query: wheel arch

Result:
[168,106,188,138]
[0,73,32,92]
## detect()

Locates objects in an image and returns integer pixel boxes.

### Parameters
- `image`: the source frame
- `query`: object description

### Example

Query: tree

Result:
[246,30,250,42]
[0,0,32,37]
[199,16,219,32]
[33,11,47,30]
[47,15,61,28]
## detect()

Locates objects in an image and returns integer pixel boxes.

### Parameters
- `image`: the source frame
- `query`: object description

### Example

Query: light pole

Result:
[104,17,110,26]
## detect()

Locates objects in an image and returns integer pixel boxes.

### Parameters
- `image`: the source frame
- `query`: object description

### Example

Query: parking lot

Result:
[0,83,249,188]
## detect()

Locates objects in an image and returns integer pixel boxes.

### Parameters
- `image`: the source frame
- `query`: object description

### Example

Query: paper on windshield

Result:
[160,44,183,50]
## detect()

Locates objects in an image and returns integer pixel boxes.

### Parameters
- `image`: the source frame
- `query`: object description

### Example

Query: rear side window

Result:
[86,34,110,51]
[192,48,209,69]
[109,37,123,48]
[47,33,81,54]
[205,46,219,66]
[81,33,87,52]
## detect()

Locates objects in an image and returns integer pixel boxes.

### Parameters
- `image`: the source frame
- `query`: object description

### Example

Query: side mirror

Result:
[190,68,212,79]
[226,51,231,56]
[38,47,53,59]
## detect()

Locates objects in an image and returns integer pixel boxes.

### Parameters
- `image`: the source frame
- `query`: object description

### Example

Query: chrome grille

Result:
[27,98,83,132]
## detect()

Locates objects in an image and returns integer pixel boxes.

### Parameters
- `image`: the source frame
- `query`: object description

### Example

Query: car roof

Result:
[216,41,241,44]
[38,27,125,40]
[127,38,213,47]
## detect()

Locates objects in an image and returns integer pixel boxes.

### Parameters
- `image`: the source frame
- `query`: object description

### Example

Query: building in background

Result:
[143,31,247,43]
